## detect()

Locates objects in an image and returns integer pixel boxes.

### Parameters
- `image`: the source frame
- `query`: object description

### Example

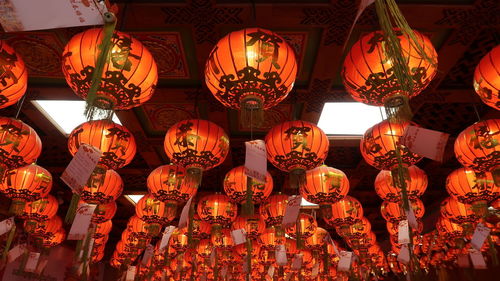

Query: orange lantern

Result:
[147,164,197,203]
[223,166,273,204]
[336,217,371,239]
[191,214,211,240]
[196,239,214,260]
[91,201,117,223]
[81,169,123,204]
[381,199,425,223]
[361,120,422,171]
[342,30,437,106]
[0,117,42,175]
[285,213,318,239]
[0,164,52,212]
[234,239,261,259]
[40,228,66,248]
[374,165,427,202]
[321,196,363,227]
[163,119,229,186]
[94,220,113,239]
[265,121,329,188]
[197,194,237,228]
[454,119,500,179]
[259,193,289,226]
[136,194,177,225]
[205,28,298,124]
[122,230,148,250]
[440,197,479,224]
[127,215,161,238]
[304,227,328,251]
[300,166,349,205]
[20,195,58,222]
[0,40,28,109]
[436,217,464,240]
[62,28,158,112]
[231,215,266,239]
[445,167,498,205]
[24,216,62,239]
[386,220,423,236]
[211,228,234,250]
[473,45,500,110]
[259,226,286,250]
[170,228,189,252]
[68,119,136,170]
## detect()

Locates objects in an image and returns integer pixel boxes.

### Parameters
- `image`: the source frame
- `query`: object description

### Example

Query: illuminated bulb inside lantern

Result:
[246,50,258,61]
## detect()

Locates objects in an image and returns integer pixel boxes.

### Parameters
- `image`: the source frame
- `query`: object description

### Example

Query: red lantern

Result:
[20,195,58,222]
[336,217,371,239]
[147,164,197,203]
[305,227,328,251]
[210,228,234,250]
[231,215,266,239]
[436,217,464,240]
[127,215,161,239]
[163,119,229,186]
[266,121,329,188]
[24,216,62,239]
[285,213,318,239]
[321,196,363,227]
[223,166,273,204]
[0,164,52,204]
[40,228,66,248]
[0,40,28,109]
[445,167,498,205]
[94,220,113,239]
[81,169,123,204]
[62,28,158,111]
[205,28,298,121]
[259,226,285,250]
[473,45,500,110]
[197,194,237,227]
[170,228,189,252]
[300,166,349,205]
[0,117,42,175]
[375,165,427,202]
[454,119,500,177]
[191,214,211,240]
[68,119,136,170]
[136,194,177,225]
[381,199,425,223]
[360,120,422,171]
[342,30,437,106]
[91,201,117,223]
[259,193,289,226]
[440,197,478,225]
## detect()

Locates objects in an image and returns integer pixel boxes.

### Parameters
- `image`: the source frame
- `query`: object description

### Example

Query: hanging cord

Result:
[14,93,26,119]
[472,103,482,122]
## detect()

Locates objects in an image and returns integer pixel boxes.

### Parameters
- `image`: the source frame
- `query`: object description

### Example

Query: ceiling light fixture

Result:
[124,194,145,205]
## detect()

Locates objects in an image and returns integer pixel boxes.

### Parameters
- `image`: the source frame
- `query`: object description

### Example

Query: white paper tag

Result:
[311,262,320,278]
[401,126,450,162]
[469,248,487,269]
[126,266,137,281]
[406,208,419,230]
[457,254,470,268]
[178,197,193,229]
[398,220,410,244]
[337,251,353,272]
[68,203,97,240]
[24,252,40,272]
[141,244,154,265]
[267,265,275,278]
[397,244,410,265]
[231,229,247,245]
[471,223,491,250]
[0,0,108,32]
[61,144,101,192]
[275,244,288,266]
[159,226,176,251]
[244,140,267,183]
[282,195,301,227]
[291,254,303,270]
[7,243,26,263]
[0,217,15,236]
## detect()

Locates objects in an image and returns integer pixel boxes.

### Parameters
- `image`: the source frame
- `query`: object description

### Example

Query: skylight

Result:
[301,197,318,208]
[32,100,121,135]
[125,194,145,205]
[317,102,386,136]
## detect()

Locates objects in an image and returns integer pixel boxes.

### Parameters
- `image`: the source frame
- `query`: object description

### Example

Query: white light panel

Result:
[317,102,386,135]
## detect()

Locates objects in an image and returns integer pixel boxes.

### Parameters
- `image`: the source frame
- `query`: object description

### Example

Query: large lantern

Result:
[68,119,136,170]
[342,30,437,106]
[0,117,42,175]
[80,169,123,204]
[205,28,298,125]
[127,215,161,239]
[94,220,113,239]
[436,217,464,240]
[285,213,318,239]
[336,217,371,240]
[20,195,58,222]
[197,194,237,229]
[381,199,425,223]
[360,120,422,171]
[300,166,349,206]
[0,40,28,109]
[91,201,117,223]
[454,119,500,179]
[0,164,52,202]
[223,165,273,204]
[321,196,363,227]
[305,227,329,251]
[259,193,289,226]
[440,197,478,225]
[265,121,329,188]
[136,194,177,225]
[164,119,229,186]
[473,45,500,110]
[445,167,498,205]
[62,28,158,113]
[24,216,63,239]
[147,164,196,203]
[231,215,266,239]
[260,226,285,250]
[40,228,66,248]
[374,165,427,202]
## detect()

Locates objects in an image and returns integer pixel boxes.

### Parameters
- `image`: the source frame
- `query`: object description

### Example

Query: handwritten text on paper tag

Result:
[275,244,288,266]
[0,217,14,236]
[159,226,176,251]
[282,195,301,227]
[61,144,101,192]
[401,126,450,162]
[126,266,137,281]
[398,244,410,265]
[471,223,491,250]
[406,207,419,230]
[337,251,353,272]
[67,203,97,240]
[398,220,410,244]
[24,252,40,272]
[231,229,247,245]
[178,197,193,229]
[245,140,267,183]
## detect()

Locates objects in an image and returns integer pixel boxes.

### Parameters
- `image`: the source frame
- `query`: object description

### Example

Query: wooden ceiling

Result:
[1,0,499,259]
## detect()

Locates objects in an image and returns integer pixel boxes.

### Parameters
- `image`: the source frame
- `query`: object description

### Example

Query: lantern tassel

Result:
[240,96,264,128]
[65,193,81,224]
[289,168,306,189]
[242,176,255,217]
[84,12,117,121]
[9,199,25,216]
[2,224,16,260]
[185,167,203,189]
[384,95,413,124]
